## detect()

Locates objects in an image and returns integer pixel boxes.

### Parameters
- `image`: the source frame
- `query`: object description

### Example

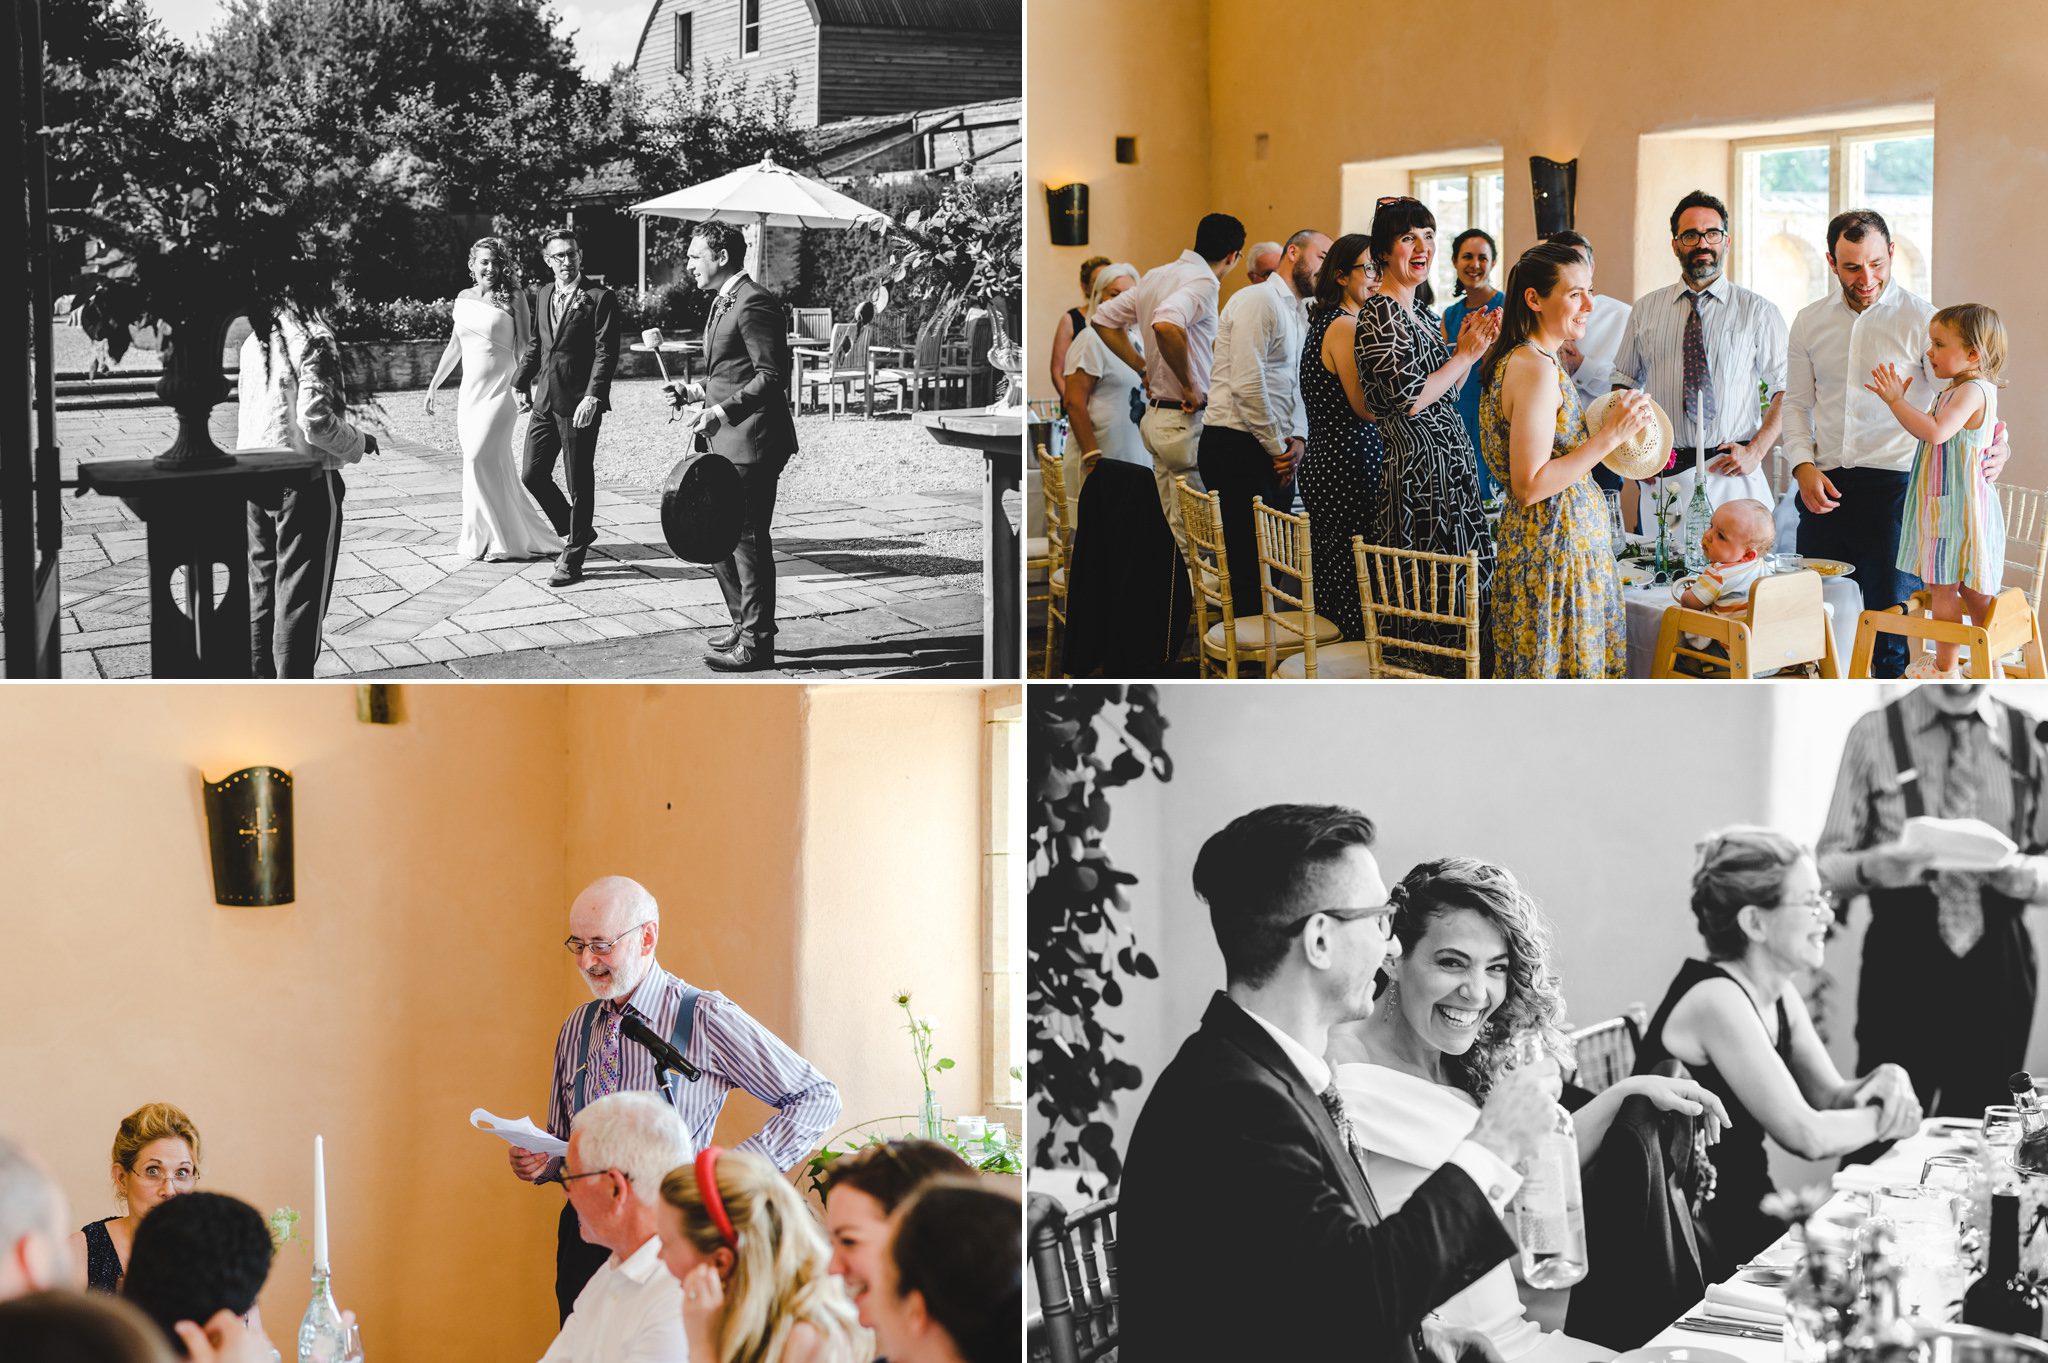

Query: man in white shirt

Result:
[1116,803,1562,1363]
[1611,191,1786,541]
[1783,209,2008,678]
[1196,228,1329,615]
[1092,213,1246,552]
[542,1093,694,1363]
[1244,241,1282,287]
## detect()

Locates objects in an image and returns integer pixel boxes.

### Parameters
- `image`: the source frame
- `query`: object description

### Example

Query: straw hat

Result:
[1584,389,1674,481]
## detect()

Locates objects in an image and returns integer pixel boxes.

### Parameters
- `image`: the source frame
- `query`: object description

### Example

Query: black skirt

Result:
[1060,459,1190,677]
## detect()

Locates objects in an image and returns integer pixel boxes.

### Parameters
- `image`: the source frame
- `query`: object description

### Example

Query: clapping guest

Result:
[0,1137,75,1300]
[1047,256,1111,403]
[1357,198,1499,673]
[120,1192,275,1360]
[864,1180,1020,1363]
[1478,242,1644,678]
[544,1092,696,1363]
[821,1140,968,1334]
[1329,858,1723,1363]
[1440,228,1504,501]
[1636,827,1922,1280]
[657,1146,864,1363]
[1298,234,1385,640]
[73,1105,202,1294]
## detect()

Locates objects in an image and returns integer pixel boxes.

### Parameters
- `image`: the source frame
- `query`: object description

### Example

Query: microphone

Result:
[622,1013,702,1083]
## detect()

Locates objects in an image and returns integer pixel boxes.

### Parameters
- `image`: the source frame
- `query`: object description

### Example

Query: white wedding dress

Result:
[452,296,562,561]
[1333,1062,1615,1363]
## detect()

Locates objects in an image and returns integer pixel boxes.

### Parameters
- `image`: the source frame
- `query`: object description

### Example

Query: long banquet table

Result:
[1641,1119,1980,1359]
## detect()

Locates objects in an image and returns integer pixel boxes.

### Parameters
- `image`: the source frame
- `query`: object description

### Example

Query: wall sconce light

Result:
[1531,156,1578,238]
[1046,183,1089,247]
[356,684,403,724]
[202,766,294,906]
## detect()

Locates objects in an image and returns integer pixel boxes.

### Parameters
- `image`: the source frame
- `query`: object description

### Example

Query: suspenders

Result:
[573,983,703,1113]
[1882,701,2040,851]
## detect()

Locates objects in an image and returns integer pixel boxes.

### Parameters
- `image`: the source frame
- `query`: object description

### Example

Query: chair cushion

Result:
[1026,536,1048,560]
[1275,642,1375,678]
[1205,611,1341,653]
[1050,566,1068,593]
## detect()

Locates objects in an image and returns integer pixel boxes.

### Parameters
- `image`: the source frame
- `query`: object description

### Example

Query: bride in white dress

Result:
[1329,858,1726,1363]
[426,237,564,561]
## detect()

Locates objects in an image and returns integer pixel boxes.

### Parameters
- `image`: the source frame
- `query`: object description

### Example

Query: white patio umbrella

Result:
[629,154,892,288]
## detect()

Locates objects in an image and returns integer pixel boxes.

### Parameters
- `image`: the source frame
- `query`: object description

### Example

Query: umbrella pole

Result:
[638,215,647,295]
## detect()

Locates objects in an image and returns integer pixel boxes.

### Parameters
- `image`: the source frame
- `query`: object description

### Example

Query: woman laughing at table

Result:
[1635,826,1923,1280]
[1329,858,1726,1362]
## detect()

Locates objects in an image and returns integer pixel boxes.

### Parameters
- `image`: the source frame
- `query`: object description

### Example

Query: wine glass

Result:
[341,1323,364,1363]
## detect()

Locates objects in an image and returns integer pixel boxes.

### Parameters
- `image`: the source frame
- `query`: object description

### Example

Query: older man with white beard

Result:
[541,1094,695,1363]
[511,875,840,1322]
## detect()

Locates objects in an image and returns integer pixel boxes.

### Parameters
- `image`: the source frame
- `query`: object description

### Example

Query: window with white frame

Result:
[1410,164,1504,306]
[674,12,693,73]
[740,0,760,54]
[1732,124,1933,327]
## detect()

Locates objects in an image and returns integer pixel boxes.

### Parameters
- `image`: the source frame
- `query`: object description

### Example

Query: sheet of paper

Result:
[1900,814,2017,870]
[469,1108,567,1157]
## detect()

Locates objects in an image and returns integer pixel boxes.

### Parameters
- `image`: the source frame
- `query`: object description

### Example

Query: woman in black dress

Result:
[1298,234,1386,640]
[72,1102,203,1293]
[1354,198,1498,672]
[1634,827,1922,1279]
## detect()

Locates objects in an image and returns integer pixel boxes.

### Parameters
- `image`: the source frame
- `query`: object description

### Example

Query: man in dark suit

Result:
[1117,804,1561,1363]
[516,227,621,587]
[665,220,798,672]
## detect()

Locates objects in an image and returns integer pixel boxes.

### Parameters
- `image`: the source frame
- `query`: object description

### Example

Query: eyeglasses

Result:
[1675,229,1727,248]
[1284,905,1397,938]
[564,921,653,957]
[561,1166,630,1188]
[1779,892,1837,922]
[131,1165,199,1188]
[545,250,579,263]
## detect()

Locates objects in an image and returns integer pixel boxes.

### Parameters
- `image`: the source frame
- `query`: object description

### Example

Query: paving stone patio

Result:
[29,405,985,679]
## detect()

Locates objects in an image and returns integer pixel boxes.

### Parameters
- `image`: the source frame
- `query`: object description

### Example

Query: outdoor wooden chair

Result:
[1035,446,1072,678]
[1029,1192,1119,1363]
[1848,584,2045,679]
[1177,477,1262,679]
[1244,498,1344,678]
[872,331,969,413]
[796,321,878,418]
[1354,539,1484,678]
[1996,482,2048,677]
[1569,1007,1648,1095]
[1653,569,1841,678]
[790,307,832,345]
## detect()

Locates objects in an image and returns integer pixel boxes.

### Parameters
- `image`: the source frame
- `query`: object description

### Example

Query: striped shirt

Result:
[1817,691,2048,901]
[1609,277,1789,447]
[544,962,841,1174]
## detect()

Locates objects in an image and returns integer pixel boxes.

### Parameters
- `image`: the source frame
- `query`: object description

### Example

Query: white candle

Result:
[314,1134,329,1271]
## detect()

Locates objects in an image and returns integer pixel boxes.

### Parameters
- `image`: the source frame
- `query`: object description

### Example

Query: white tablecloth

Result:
[1619,560,1863,677]
[1641,1121,1975,1360]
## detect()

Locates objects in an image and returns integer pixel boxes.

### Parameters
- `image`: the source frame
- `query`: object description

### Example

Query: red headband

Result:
[696,1146,737,1248]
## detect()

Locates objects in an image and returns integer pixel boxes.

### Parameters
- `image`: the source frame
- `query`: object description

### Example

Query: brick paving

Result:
[24,406,984,679]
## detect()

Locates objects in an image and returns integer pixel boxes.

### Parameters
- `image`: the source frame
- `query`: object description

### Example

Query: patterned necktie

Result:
[590,1005,624,1101]
[1934,712,1988,957]
[1318,1082,1383,1220]
[1682,291,1717,433]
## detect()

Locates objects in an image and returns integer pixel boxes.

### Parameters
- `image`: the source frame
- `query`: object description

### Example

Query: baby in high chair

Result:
[1677,498,1777,652]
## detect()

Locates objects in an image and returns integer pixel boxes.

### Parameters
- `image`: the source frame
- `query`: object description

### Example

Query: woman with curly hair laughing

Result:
[1328,857,1728,1362]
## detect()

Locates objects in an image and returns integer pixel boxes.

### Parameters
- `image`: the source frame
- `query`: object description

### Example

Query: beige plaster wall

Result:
[1031,0,2048,479]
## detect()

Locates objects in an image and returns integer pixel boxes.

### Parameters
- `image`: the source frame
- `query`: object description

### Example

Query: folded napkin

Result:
[1831,1135,1968,1193]
[1705,1279,1785,1324]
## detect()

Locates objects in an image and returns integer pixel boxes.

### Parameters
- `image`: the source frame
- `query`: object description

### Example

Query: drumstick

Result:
[642,328,682,423]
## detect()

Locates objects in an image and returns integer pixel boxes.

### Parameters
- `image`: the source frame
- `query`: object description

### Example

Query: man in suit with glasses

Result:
[516,227,622,588]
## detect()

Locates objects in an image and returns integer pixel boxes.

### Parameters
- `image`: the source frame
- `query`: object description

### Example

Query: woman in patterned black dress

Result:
[1298,234,1387,641]
[1355,198,1500,673]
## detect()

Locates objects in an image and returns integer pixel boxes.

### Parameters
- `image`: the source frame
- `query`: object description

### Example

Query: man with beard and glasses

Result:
[1610,191,1786,543]
[1196,227,1331,616]
[508,875,840,1322]
[1782,210,2013,678]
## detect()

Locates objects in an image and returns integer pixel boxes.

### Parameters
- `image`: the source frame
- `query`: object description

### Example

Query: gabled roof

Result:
[802,0,1018,31]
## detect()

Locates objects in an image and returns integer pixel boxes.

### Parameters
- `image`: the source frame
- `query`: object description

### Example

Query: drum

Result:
[660,440,744,563]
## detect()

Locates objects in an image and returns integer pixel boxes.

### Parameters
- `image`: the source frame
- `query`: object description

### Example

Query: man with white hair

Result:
[1244,241,1282,287]
[512,875,841,1321]
[0,1135,76,1299]
[541,1094,694,1363]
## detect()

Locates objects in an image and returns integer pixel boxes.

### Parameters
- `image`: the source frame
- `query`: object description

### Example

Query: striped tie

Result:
[1682,291,1717,432]
[591,1005,623,1100]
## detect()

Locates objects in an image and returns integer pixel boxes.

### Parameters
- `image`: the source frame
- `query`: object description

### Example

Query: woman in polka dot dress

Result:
[1298,233,1387,640]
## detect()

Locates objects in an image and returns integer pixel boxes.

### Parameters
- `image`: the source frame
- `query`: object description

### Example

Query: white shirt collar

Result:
[718,273,746,299]
[613,1234,668,1283]
[1174,249,1209,271]
[1236,1001,1332,1093]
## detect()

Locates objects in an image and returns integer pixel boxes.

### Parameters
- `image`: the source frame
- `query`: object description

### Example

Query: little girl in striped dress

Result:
[1866,302,2008,678]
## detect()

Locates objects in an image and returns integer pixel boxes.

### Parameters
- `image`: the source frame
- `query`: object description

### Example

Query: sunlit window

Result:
[1410,164,1504,306]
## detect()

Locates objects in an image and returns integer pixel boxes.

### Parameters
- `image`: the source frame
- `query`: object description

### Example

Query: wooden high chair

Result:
[1651,569,1841,678]
[1848,585,2045,679]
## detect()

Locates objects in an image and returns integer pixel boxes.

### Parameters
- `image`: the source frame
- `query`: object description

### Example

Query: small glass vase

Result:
[1784,1224,1857,1363]
[918,1093,944,1141]
[298,1266,350,1363]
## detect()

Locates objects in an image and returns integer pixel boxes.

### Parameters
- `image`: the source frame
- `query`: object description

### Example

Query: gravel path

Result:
[358,374,984,581]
